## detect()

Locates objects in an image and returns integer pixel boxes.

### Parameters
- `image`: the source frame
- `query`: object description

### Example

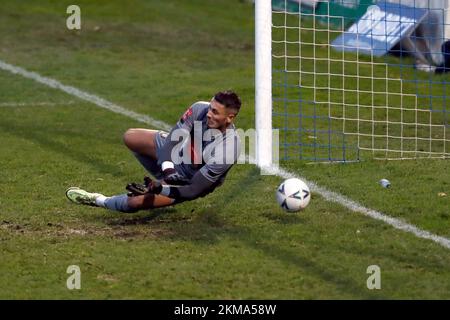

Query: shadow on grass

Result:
[104,207,177,226]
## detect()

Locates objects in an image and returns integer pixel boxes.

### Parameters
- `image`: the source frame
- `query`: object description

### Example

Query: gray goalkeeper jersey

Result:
[157,101,241,201]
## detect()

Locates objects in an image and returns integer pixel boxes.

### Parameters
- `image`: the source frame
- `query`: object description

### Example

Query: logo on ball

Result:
[276,178,311,212]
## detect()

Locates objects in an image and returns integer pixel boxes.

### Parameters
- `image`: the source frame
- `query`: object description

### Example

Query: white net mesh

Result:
[272,0,450,160]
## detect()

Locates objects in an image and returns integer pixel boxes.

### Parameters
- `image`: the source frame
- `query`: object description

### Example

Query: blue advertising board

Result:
[331,2,429,56]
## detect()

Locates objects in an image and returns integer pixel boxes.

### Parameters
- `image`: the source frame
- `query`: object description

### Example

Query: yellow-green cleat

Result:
[66,187,103,207]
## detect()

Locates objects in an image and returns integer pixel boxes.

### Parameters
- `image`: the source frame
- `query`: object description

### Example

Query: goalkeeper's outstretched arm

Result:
[159,171,216,201]
[126,171,215,212]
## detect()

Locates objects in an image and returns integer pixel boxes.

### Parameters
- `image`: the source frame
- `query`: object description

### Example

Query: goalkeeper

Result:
[66,91,241,213]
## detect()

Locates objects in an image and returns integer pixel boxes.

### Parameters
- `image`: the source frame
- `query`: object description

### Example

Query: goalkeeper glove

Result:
[126,176,163,197]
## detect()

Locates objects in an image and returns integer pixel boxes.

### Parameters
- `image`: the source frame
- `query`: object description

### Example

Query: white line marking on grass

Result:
[1,58,449,250]
[267,166,450,249]
[0,101,76,107]
[0,60,172,132]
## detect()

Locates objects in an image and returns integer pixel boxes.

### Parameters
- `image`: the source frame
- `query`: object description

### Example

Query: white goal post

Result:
[255,0,273,168]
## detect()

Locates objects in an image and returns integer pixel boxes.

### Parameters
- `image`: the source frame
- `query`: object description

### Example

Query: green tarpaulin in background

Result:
[272,0,314,14]
[272,0,374,29]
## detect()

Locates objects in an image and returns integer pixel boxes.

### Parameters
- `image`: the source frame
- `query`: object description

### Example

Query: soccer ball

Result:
[276,178,311,212]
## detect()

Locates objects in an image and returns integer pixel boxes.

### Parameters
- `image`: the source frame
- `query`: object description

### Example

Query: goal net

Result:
[261,0,450,162]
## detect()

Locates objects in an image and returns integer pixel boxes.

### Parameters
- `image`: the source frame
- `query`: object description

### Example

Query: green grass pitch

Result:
[0,0,449,299]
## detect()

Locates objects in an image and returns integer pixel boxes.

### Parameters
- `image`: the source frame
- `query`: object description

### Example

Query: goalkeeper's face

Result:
[207,99,236,132]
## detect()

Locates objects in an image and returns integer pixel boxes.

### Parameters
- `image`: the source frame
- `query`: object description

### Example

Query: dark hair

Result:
[214,90,241,114]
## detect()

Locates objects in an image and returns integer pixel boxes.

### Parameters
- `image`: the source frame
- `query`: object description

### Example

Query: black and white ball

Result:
[276,178,311,212]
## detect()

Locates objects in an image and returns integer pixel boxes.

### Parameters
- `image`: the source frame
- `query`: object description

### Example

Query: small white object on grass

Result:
[379,179,391,188]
